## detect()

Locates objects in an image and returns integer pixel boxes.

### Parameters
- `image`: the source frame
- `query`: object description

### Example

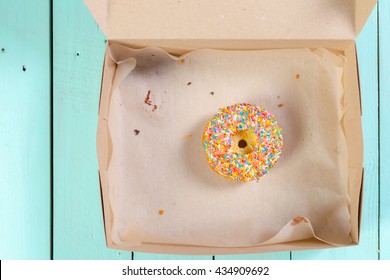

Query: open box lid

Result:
[84,0,377,41]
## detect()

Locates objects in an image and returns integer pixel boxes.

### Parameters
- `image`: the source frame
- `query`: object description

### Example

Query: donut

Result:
[202,103,283,182]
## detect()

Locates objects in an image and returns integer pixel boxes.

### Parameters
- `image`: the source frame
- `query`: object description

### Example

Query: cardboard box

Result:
[84,0,377,255]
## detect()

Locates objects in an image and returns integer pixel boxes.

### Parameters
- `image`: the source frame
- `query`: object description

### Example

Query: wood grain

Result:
[293,5,379,260]
[53,0,132,259]
[379,0,390,260]
[0,0,51,259]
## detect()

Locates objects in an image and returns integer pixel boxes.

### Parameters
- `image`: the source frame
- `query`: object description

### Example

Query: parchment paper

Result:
[106,44,351,248]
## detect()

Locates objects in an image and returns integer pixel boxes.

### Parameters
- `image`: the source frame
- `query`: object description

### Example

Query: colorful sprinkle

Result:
[202,103,283,182]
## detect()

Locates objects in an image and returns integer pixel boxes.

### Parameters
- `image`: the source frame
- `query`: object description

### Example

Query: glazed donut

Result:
[203,103,283,182]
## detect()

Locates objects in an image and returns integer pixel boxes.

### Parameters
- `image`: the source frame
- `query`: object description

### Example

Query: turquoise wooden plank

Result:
[53,0,132,259]
[216,252,289,260]
[379,0,390,260]
[293,6,379,260]
[0,0,51,259]
[135,253,211,260]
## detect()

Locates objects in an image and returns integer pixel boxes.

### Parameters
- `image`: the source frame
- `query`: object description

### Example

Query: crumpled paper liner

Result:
[106,44,351,248]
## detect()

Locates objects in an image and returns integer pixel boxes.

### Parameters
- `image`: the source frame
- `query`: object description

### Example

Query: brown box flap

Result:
[84,0,377,41]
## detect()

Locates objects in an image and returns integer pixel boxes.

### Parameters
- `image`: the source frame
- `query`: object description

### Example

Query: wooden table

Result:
[0,0,388,260]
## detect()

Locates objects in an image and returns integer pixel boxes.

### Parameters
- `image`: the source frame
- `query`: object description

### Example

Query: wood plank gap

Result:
[377,1,381,261]
[50,0,54,261]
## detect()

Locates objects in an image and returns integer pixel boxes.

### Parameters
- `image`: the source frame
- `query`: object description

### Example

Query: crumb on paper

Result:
[159,210,164,215]
[144,90,152,105]
[178,59,184,64]
[183,135,192,139]
[278,103,284,108]
[144,90,159,112]
[291,216,309,226]
[210,92,214,95]
[295,74,300,79]
[134,129,140,136]
[187,82,192,86]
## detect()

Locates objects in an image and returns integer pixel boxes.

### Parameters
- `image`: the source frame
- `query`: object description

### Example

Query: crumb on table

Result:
[278,103,284,108]
[159,210,164,215]
[295,74,300,79]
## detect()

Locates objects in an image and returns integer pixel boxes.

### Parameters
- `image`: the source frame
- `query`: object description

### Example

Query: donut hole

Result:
[238,139,247,148]
[232,130,257,155]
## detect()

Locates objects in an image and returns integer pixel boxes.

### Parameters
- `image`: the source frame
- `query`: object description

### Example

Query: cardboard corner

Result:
[355,0,378,36]
[84,0,108,36]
